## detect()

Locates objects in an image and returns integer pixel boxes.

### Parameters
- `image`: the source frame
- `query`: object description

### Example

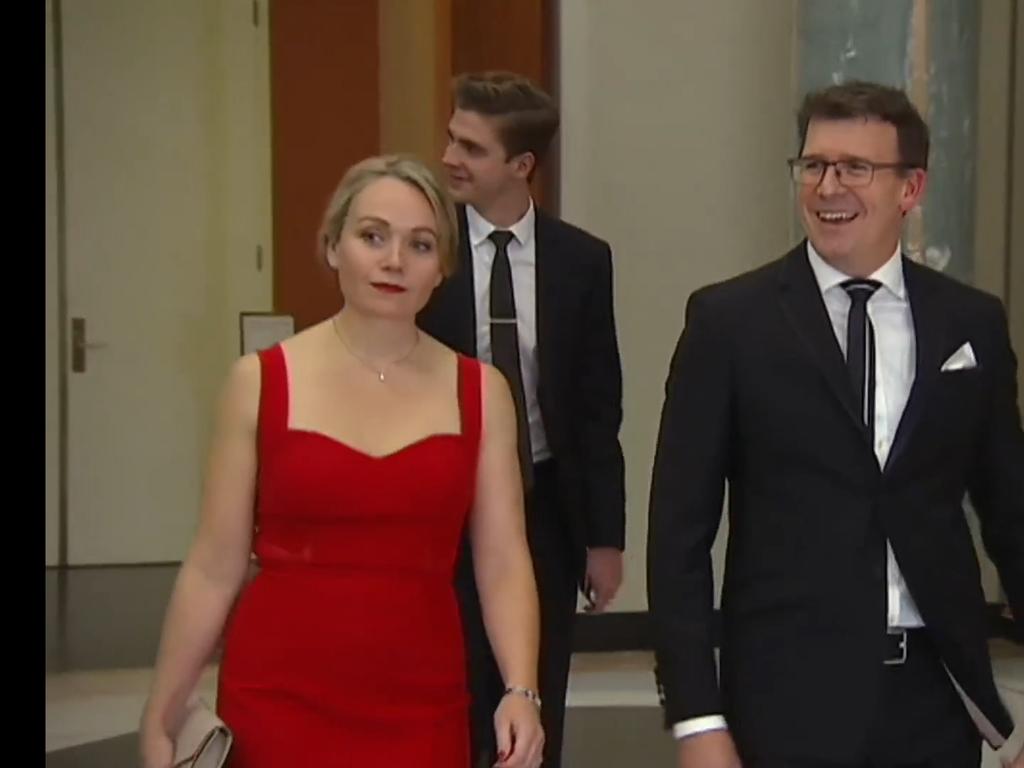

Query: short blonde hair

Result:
[318,155,459,276]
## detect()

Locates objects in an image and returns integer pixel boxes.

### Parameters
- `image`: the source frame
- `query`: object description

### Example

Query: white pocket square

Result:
[941,342,978,372]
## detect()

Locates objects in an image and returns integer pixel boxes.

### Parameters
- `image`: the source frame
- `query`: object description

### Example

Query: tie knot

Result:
[489,230,515,250]
[841,278,882,304]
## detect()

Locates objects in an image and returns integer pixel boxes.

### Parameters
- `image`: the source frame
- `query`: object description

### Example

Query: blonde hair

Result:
[318,155,459,276]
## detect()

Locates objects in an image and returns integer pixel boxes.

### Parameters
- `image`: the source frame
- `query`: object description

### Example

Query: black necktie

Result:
[842,278,882,443]
[488,230,534,490]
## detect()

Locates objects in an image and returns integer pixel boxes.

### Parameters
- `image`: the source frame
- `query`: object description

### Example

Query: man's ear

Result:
[510,151,536,181]
[899,168,927,215]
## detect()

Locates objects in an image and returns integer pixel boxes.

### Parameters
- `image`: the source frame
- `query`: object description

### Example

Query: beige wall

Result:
[968,0,1020,601]
[379,0,446,170]
[1012,3,1024,387]
[46,0,60,566]
[974,0,1015,300]
[219,0,275,368]
[560,0,799,612]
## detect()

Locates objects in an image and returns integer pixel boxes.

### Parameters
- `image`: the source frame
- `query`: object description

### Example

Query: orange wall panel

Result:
[271,1,380,330]
[448,0,557,210]
[450,0,546,85]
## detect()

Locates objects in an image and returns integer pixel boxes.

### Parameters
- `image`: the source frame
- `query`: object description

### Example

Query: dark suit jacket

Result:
[648,242,1024,760]
[418,205,626,578]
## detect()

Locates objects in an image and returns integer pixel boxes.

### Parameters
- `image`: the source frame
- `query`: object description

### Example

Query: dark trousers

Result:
[456,459,578,767]
[744,630,982,768]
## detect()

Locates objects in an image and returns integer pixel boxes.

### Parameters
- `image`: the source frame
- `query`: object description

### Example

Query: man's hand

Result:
[583,547,623,612]
[677,730,742,768]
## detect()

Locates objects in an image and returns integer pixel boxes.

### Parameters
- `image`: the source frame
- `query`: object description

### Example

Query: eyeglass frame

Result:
[786,156,918,188]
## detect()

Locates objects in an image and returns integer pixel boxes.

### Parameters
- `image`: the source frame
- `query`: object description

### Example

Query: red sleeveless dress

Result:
[217,345,480,767]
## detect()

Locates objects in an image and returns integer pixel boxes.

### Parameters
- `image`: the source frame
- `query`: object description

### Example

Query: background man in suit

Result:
[648,80,1024,768]
[418,71,626,767]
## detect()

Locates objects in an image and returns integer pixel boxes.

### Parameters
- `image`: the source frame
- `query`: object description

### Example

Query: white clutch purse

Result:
[172,699,233,768]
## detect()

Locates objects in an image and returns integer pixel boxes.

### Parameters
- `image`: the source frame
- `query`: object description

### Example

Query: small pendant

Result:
[378,371,385,383]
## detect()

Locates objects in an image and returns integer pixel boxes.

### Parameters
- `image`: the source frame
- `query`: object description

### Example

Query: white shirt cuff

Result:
[672,715,729,740]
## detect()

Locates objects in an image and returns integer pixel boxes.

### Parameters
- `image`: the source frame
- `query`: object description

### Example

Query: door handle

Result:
[71,317,107,373]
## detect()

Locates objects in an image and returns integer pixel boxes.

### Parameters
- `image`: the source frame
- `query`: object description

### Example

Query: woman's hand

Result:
[493,691,544,768]
[139,720,175,768]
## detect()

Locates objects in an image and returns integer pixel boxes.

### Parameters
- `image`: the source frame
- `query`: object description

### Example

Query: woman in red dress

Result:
[140,155,544,768]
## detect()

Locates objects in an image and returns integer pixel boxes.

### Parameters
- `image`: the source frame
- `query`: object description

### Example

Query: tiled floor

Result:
[44,656,678,767]
[45,567,1024,766]
[45,666,220,752]
[45,708,679,768]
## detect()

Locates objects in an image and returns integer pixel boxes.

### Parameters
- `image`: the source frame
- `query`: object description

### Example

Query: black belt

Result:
[884,628,927,666]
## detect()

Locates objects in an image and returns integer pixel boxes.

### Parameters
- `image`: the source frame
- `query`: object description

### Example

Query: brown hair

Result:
[453,71,560,165]
[797,80,930,170]
[318,154,459,277]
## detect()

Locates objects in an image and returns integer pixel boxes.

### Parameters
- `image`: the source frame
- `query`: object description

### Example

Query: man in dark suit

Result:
[648,80,1024,768]
[418,71,626,767]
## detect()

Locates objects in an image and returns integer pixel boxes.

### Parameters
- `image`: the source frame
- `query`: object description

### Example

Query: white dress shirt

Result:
[466,202,551,462]
[673,241,925,741]
[807,241,925,629]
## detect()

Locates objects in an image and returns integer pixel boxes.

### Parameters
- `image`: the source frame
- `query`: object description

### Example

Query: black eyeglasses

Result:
[787,157,913,188]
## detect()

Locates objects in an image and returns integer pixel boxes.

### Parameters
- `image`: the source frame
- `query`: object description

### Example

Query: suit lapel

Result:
[884,257,948,471]
[446,206,478,356]
[777,243,867,441]
[534,210,559,391]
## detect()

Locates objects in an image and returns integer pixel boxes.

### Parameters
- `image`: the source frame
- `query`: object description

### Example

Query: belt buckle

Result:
[884,629,908,666]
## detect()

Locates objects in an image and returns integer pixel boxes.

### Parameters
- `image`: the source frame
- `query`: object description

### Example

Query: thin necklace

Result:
[331,316,419,383]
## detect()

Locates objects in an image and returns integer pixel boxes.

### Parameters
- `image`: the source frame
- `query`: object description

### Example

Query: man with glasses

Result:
[648,80,1023,767]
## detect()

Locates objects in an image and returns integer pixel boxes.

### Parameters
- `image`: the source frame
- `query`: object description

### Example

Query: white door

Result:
[57,0,272,564]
